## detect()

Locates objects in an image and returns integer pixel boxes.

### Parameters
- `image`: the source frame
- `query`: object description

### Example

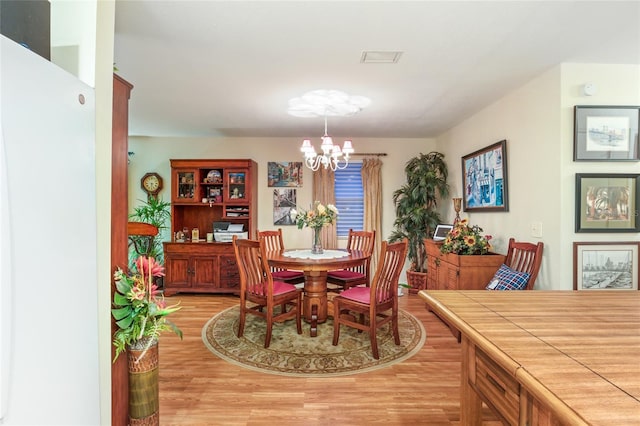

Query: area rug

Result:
[202,306,425,377]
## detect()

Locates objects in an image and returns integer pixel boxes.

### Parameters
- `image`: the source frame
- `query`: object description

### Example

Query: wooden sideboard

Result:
[424,240,505,291]
[163,242,240,295]
[419,290,640,425]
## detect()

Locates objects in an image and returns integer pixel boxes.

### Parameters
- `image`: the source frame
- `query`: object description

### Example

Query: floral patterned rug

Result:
[201,305,425,377]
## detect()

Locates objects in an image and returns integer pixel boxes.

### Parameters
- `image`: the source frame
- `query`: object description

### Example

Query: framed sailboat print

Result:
[573,242,639,290]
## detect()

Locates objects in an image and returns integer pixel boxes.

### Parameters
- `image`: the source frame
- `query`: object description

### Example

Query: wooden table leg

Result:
[302,270,328,337]
[461,335,482,425]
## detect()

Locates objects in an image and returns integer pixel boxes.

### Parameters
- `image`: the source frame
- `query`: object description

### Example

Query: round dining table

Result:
[266,249,370,337]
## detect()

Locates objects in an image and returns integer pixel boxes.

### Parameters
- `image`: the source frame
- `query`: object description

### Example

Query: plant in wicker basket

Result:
[389,152,449,292]
[112,256,183,425]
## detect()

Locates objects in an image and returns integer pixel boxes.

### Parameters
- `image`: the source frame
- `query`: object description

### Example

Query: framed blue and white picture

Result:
[461,140,509,212]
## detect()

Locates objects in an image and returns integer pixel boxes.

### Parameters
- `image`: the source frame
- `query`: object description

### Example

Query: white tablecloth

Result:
[283,249,348,259]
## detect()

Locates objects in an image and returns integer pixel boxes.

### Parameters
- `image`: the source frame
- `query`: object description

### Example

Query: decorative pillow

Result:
[486,264,530,291]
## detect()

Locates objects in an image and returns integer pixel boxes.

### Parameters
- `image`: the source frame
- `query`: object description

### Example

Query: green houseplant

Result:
[389,152,449,291]
[128,196,171,266]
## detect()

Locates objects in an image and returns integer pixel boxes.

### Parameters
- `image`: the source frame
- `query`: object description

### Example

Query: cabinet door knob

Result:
[435,259,440,266]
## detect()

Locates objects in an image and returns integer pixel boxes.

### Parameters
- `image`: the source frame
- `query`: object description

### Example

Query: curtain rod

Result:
[351,152,387,157]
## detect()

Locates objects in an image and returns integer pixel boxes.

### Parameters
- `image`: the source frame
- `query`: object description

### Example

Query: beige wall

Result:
[127,136,436,282]
[437,63,640,290]
[128,64,639,291]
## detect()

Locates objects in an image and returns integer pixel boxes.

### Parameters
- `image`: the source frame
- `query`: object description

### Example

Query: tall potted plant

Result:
[112,256,182,425]
[389,152,449,292]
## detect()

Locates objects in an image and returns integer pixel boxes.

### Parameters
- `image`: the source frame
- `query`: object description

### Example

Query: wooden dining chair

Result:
[257,228,305,285]
[332,238,408,359]
[232,236,302,348]
[503,237,544,290]
[326,229,376,292]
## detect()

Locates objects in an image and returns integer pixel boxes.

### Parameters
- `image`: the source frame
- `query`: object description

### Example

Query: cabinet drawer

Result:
[474,348,520,425]
[220,255,240,287]
[220,256,238,273]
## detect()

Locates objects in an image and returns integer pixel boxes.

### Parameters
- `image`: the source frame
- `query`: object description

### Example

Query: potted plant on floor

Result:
[389,152,449,293]
[112,255,182,425]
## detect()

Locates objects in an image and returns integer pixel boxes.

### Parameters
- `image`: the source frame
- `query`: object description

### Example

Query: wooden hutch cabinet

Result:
[425,239,505,290]
[163,159,257,295]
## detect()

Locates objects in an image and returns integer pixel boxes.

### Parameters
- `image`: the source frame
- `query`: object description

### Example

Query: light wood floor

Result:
[158,292,500,425]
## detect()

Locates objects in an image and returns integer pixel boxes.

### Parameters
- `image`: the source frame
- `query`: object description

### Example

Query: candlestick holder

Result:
[452,198,462,224]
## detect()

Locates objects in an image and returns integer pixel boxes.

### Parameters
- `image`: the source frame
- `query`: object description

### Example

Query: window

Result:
[334,162,363,237]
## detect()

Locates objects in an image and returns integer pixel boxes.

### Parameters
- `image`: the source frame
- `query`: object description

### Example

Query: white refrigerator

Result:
[0,35,101,424]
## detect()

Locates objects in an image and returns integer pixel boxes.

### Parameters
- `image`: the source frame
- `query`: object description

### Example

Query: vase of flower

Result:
[112,256,183,426]
[312,227,323,254]
[439,219,493,255]
[128,337,159,426]
[291,201,338,254]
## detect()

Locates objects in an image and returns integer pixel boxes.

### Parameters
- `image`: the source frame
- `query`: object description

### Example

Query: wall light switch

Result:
[531,222,543,238]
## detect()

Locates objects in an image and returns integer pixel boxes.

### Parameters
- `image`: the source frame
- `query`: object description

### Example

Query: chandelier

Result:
[300,116,354,171]
[288,89,370,171]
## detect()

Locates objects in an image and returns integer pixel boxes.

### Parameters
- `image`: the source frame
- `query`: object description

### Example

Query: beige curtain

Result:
[361,157,383,272]
[312,167,337,249]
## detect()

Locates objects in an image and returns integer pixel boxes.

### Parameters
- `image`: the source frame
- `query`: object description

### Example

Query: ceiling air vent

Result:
[360,51,403,64]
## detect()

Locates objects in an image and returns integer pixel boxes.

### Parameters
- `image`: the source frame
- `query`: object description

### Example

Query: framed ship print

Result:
[573,242,639,290]
[573,105,640,161]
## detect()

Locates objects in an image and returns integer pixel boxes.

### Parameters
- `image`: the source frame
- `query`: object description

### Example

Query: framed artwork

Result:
[268,162,303,187]
[573,242,639,290]
[575,173,640,232]
[573,105,640,161]
[273,188,297,225]
[461,140,509,212]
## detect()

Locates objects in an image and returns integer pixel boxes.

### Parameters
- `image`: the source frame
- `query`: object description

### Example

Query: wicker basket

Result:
[406,270,428,294]
[128,339,159,426]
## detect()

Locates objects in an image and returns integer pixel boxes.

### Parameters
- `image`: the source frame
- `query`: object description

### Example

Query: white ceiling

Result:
[114,1,640,139]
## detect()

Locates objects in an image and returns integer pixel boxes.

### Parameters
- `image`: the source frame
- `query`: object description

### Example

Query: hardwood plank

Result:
[158,293,501,425]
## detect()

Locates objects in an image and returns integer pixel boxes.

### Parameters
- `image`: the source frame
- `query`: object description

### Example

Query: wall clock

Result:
[141,172,163,198]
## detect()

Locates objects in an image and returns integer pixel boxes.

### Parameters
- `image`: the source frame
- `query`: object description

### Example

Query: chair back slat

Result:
[371,239,408,303]
[348,230,375,274]
[257,229,285,253]
[504,238,544,290]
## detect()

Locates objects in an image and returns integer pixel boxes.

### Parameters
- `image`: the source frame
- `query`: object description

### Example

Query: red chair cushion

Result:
[272,270,304,280]
[251,280,297,296]
[327,270,365,281]
[340,286,370,304]
[273,280,298,295]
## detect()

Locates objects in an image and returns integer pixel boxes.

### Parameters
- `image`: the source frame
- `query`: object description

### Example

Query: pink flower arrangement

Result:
[111,256,182,361]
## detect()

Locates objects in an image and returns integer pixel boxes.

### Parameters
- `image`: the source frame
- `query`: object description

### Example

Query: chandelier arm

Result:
[333,158,350,170]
